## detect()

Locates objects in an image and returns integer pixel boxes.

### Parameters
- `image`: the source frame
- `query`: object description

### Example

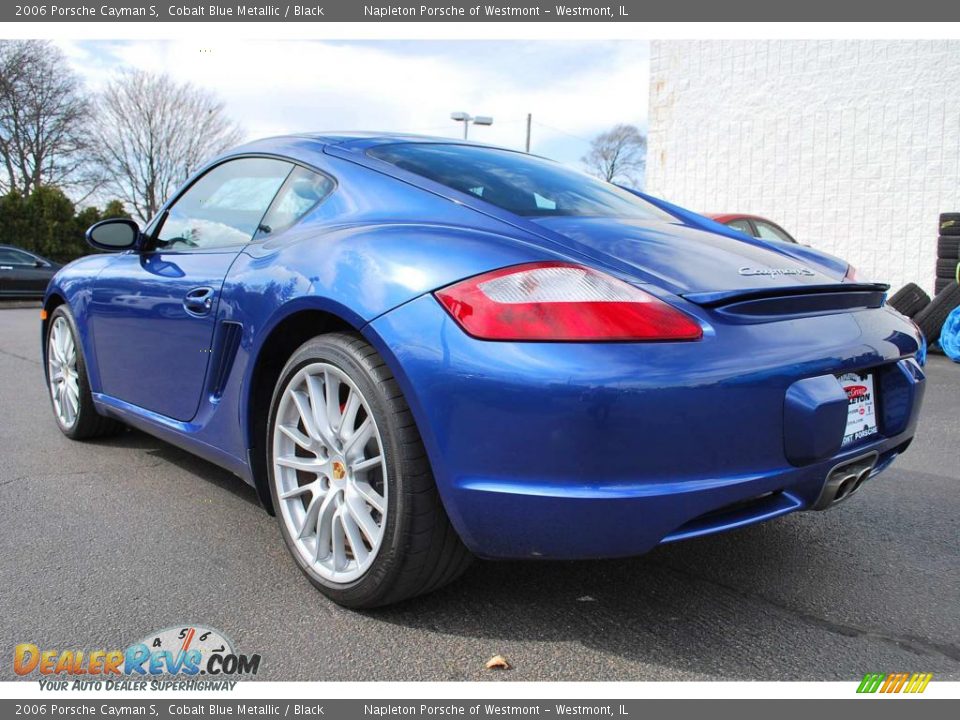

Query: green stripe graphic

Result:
[857,673,885,693]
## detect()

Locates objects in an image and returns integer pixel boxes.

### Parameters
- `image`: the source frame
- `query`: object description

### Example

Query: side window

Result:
[754,220,795,243]
[0,248,36,265]
[726,219,754,236]
[256,166,334,238]
[155,158,293,251]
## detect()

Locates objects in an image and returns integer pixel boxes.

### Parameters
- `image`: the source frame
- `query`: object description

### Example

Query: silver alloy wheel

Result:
[272,362,388,584]
[47,316,80,429]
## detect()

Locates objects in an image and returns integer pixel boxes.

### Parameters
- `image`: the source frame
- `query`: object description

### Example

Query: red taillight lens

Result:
[844,264,860,282]
[434,262,703,342]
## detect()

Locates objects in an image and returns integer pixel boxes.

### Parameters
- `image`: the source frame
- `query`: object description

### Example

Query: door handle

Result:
[183,286,215,316]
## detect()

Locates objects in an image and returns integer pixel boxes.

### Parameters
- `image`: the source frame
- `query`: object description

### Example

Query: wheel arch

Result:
[244,303,360,514]
[41,292,68,377]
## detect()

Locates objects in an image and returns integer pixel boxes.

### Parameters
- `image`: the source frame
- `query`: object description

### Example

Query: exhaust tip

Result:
[811,452,879,510]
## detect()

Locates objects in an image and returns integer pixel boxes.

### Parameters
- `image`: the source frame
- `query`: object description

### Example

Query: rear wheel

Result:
[267,332,471,608]
[46,306,123,440]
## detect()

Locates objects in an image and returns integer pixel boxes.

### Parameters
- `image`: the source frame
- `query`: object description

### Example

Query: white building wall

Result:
[646,40,960,294]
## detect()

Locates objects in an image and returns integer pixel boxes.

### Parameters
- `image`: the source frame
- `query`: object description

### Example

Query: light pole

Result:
[450,111,493,139]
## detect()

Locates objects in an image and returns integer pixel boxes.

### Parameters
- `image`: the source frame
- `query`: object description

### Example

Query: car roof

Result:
[229,132,505,160]
[707,213,772,223]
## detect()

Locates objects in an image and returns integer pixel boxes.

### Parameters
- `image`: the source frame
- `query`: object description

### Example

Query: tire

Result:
[941,213,960,237]
[935,277,953,296]
[45,305,124,440]
[887,283,931,318]
[914,281,960,344]
[266,332,471,608]
[937,235,960,260]
[936,258,960,280]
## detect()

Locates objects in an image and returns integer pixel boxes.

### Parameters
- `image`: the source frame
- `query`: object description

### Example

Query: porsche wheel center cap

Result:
[332,461,347,481]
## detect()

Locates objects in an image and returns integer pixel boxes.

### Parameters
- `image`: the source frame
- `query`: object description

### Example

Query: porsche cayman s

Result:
[42,134,926,607]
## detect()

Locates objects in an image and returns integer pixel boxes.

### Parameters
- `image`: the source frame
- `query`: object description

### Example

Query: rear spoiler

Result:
[683,282,890,308]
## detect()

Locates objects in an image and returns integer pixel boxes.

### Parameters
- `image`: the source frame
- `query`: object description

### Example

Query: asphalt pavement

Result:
[1,305,958,681]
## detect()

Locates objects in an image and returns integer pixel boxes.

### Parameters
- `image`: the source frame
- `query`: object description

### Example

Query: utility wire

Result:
[531,120,594,146]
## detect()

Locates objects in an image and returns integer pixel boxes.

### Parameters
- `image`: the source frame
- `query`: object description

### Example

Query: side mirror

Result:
[86,218,141,252]
[34,259,46,268]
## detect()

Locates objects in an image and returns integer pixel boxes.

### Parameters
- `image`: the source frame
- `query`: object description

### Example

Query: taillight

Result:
[844,264,860,282]
[434,262,703,342]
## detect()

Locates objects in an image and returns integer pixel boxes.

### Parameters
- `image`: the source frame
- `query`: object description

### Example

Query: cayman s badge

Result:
[738,266,816,277]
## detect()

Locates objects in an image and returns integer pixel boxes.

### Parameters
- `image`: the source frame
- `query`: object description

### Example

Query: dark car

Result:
[707,213,800,244]
[0,245,60,297]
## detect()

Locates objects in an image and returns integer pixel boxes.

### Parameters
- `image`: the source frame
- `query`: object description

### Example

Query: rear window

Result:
[367,143,672,220]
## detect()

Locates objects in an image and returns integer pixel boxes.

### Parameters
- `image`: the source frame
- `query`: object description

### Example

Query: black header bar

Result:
[4,1,960,23]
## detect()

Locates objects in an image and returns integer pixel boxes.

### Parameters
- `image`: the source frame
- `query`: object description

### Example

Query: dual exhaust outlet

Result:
[811,452,879,511]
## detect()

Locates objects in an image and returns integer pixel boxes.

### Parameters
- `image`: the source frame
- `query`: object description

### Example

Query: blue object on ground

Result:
[940,306,960,362]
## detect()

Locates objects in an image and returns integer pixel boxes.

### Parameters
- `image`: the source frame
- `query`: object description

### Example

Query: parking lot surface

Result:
[1,306,958,681]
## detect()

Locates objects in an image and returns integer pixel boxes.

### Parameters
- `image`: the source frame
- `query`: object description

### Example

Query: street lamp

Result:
[450,111,493,139]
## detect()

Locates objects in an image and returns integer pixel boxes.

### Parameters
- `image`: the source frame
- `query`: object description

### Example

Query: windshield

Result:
[367,143,673,220]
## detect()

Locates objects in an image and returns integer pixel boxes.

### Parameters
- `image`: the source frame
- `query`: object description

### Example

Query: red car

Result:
[706,213,799,244]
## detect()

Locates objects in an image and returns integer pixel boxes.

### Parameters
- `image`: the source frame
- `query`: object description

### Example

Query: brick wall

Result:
[646,40,960,294]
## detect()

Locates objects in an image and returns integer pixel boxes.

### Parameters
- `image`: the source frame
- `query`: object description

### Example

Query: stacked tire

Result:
[915,282,960,345]
[936,212,960,296]
[915,213,960,345]
[888,282,930,318]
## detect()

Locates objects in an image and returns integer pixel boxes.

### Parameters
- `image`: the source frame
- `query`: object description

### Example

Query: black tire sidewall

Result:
[888,283,930,318]
[915,281,960,343]
[266,334,410,608]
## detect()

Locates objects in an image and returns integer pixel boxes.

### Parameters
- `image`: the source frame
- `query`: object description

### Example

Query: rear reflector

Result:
[434,262,703,342]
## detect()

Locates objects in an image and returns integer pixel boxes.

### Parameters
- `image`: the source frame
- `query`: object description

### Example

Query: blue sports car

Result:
[43,134,926,607]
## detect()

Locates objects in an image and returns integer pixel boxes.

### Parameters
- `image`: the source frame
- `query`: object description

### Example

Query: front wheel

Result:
[267,332,471,608]
[45,306,124,440]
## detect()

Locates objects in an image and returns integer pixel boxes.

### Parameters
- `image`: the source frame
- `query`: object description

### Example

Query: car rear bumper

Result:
[367,295,926,560]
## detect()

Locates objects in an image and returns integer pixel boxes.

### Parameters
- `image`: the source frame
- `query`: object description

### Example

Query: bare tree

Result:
[0,40,93,197]
[92,70,244,221]
[582,124,647,187]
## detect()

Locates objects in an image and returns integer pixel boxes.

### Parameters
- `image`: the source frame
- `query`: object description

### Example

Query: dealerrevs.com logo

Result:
[14,625,261,691]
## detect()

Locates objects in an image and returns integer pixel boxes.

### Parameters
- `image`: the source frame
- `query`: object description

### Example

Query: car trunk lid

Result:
[527,216,886,303]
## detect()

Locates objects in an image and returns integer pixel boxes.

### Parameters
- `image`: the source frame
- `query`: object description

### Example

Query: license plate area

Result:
[838,371,879,446]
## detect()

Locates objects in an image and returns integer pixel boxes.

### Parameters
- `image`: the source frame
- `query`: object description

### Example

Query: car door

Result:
[0,247,21,295]
[0,247,51,296]
[89,156,294,421]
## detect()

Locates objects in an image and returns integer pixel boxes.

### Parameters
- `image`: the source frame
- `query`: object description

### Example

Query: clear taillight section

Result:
[434,262,703,342]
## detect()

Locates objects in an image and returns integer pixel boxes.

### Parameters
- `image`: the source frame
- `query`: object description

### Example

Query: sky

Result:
[57,39,649,171]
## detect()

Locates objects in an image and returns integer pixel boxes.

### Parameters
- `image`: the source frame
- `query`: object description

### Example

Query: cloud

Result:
[58,39,648,167]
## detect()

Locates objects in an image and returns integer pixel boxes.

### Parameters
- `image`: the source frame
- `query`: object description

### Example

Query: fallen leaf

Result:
[485,654,511,670]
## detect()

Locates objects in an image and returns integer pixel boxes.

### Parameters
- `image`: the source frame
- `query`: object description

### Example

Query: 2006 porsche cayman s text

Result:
[42,134,926,607]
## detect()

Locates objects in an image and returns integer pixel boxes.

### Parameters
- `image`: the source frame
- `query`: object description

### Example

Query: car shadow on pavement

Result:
[72,426,960,681]
[93,427,261,507]
[366,514,960,680]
